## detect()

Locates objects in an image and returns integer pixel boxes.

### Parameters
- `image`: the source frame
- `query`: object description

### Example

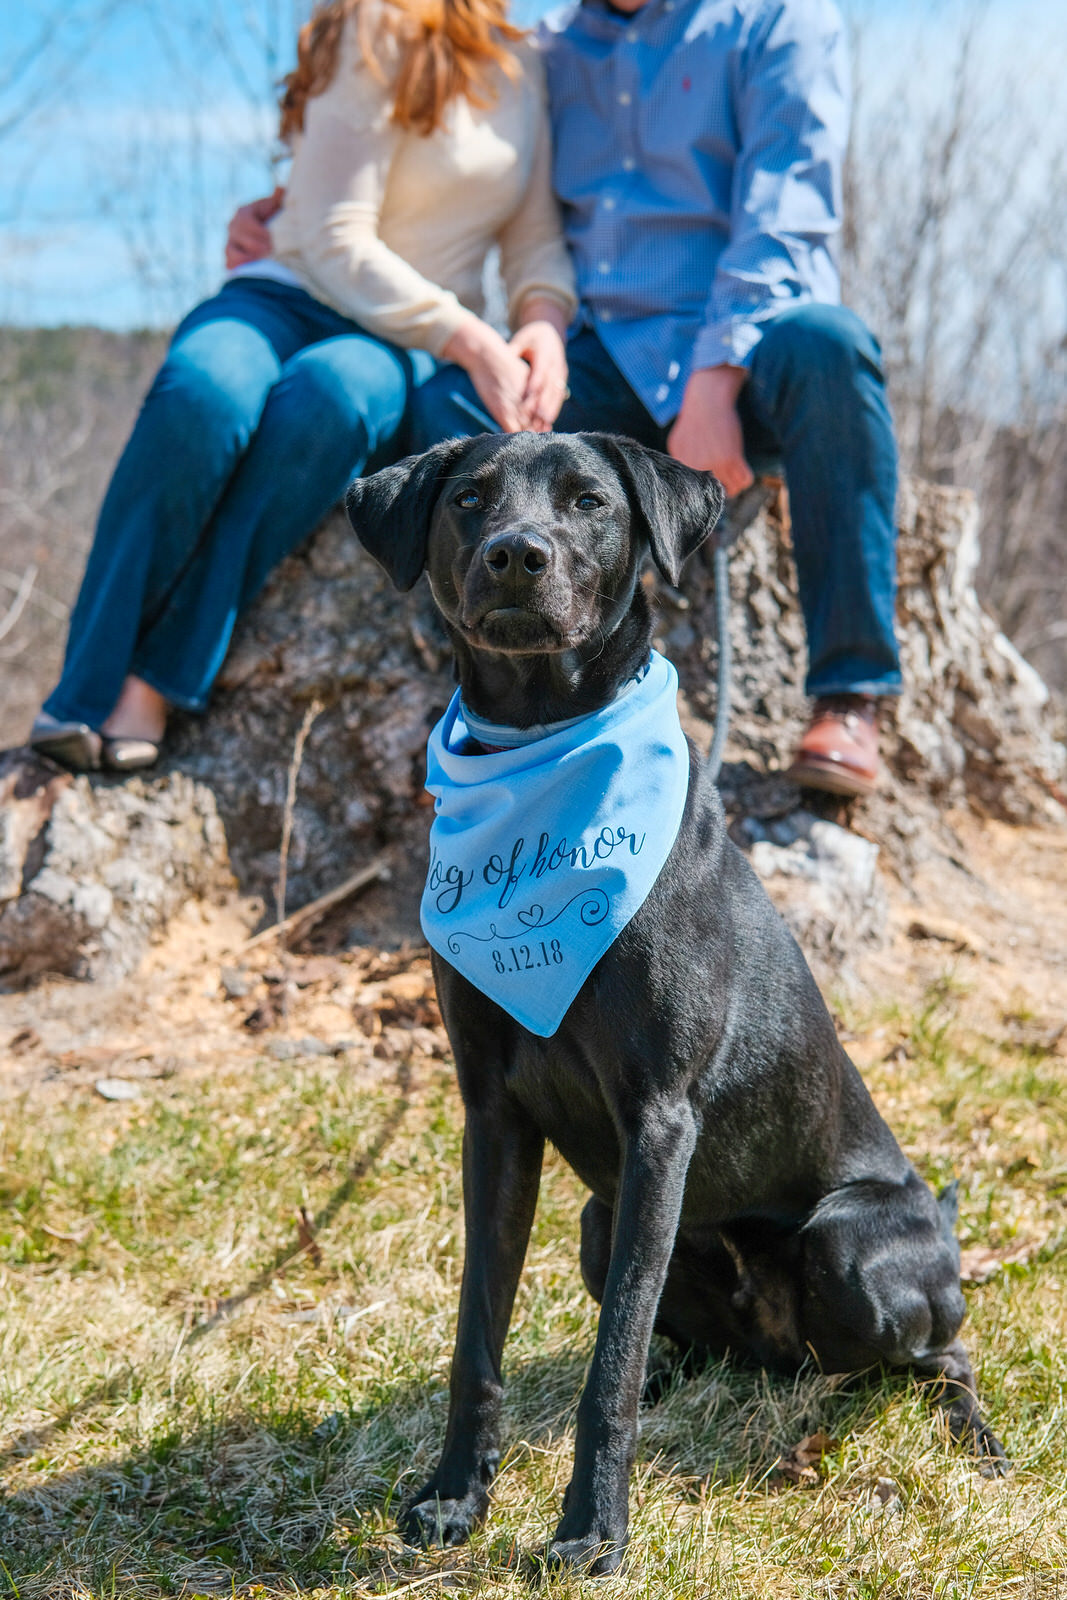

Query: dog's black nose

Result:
[481,530,553,580]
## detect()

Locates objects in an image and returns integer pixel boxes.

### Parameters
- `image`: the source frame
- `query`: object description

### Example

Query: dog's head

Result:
[345,432,724,659]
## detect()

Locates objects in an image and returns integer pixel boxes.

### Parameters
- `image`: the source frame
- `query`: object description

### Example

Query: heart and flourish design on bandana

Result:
[420,651,691,1036]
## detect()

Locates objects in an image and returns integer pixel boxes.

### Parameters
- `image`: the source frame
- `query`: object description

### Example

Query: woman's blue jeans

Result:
[45,277,431,723]
[412,302,901,700]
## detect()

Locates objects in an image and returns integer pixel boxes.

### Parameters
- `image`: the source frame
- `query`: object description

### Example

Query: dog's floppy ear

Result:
[592,435,725,586]
[345,438,471,592]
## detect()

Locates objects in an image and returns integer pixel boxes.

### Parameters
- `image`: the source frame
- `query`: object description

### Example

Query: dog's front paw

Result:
[541,1529,626,1577]
[972,1420,1011,1478]
[944,1401,1011,1477]
[400,1488,489,1548]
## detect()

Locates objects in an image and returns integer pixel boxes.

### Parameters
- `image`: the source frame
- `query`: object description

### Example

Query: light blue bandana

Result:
[421,650,691,1036]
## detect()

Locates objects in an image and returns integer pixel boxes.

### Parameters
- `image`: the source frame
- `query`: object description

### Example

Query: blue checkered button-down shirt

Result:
[539,0,849,424]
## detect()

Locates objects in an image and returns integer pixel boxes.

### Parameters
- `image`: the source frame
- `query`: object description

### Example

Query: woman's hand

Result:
[224,186,285,270]
[510,297,570,430]
[442,317,538,434]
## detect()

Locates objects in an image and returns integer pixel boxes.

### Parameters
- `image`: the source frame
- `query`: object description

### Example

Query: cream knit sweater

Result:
[269,24,576,357]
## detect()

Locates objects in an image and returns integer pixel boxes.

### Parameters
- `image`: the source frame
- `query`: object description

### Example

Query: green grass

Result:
[1,984,1065,1598]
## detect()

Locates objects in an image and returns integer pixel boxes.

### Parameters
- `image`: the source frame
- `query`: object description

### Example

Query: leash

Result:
[704,479,774,783]
[444,390,773,785]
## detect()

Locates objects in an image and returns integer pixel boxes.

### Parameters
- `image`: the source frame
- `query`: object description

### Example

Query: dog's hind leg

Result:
[799,1172,1008,1471]
[579,1193,612,1307]
[579,1197,739,1403]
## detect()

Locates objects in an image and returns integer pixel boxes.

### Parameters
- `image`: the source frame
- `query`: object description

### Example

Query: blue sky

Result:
[1,0,1062,330]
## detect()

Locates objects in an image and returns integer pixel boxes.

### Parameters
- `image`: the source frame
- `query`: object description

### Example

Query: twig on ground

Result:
[0,566,68,620]
[275,697,324,931]
[0,563,37,645]
[241,854,392,952]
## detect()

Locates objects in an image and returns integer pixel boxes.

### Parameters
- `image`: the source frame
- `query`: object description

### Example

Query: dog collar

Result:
[420,650,690,1036]
[458,661,651,752]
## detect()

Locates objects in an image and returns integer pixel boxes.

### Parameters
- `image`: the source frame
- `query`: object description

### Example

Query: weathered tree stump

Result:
[1,477,1063,988]
[0,754,232,986]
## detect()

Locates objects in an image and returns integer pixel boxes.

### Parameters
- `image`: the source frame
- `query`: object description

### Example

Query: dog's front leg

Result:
[401,1099,544,1549]
[549,1101,697,1575]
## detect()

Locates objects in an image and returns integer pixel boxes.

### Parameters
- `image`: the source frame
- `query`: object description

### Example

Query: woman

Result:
[31,0,575,771]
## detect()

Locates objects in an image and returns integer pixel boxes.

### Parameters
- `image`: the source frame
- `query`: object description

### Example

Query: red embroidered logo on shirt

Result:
[682,76,691,91]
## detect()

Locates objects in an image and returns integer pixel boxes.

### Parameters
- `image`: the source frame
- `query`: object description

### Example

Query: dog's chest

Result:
[504,1031,623,1194]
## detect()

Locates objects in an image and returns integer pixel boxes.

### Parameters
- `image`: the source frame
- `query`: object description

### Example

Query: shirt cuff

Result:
[691,317,765,373]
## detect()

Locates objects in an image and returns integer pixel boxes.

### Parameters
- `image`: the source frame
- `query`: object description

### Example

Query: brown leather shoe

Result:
[789,694,880,797]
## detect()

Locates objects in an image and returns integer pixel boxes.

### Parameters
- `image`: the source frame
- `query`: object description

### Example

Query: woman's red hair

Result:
[279,0,524,141]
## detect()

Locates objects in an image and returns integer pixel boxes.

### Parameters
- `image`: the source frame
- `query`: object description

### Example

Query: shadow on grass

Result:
[0,1059,416,1483]
[0,1355,588,1595]
[0,1345,894,1596]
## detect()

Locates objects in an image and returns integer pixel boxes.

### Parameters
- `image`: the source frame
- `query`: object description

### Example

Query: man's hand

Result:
[510,296,570,431]
[667,365,754,497]
[225,186,285,270]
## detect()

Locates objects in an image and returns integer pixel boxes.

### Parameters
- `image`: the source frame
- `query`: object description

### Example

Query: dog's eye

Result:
[575,493,602,510]
[455,490,482,510]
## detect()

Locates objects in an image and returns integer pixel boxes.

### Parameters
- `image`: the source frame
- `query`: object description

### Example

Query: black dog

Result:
[345,432,1006,1576]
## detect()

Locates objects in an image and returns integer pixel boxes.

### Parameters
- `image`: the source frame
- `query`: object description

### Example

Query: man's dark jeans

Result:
[412,302,901,700]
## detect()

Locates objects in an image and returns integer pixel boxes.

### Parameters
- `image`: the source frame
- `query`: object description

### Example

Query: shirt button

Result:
[601,310,614,323]
[622,156,636,171]
[668,360,680,380]
[598,261,611,274]
[664,0,674,9]
[656,383,670,403]
[603,197,616,211]
[618,91,632,105]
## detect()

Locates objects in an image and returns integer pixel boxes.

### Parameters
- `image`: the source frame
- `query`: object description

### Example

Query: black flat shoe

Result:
[29,717,102,771]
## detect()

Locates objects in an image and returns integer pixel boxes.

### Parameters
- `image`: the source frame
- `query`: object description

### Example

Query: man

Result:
[231,0,900,796]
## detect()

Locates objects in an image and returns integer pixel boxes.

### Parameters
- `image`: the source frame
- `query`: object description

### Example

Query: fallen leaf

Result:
[296,1205,323,1268]
[769,1430,837,1488]
[8,1027,41,1054]
[960,1237,1046,1283]
[58,1044,124,1068]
